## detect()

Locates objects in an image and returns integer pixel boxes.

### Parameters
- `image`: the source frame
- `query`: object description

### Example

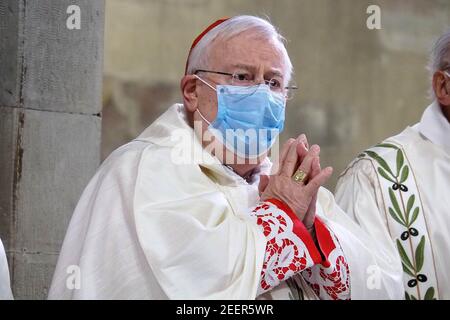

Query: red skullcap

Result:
[184,17,230,75]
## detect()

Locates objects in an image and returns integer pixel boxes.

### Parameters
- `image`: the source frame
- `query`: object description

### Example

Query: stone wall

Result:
[0,0,104,299]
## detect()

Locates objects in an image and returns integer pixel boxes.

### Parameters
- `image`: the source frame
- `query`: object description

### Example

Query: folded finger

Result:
[305,166,333,195]
[310,156,321,179]
[296,141,308,163]
[295,145,321,183]
[273,138,295,174]
[280,140,299,177]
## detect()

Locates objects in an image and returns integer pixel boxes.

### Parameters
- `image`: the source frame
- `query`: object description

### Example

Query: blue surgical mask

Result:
[195,75,286,159]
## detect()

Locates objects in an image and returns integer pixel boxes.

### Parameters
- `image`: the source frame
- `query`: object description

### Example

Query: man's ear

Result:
[180,75,199,112]
[432,71,450,107]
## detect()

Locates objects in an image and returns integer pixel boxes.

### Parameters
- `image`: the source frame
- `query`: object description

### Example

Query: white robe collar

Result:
[418,101,450,150]
[134,103,272,186]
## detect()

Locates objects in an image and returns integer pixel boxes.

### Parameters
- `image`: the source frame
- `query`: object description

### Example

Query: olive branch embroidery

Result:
[359,143,436,300]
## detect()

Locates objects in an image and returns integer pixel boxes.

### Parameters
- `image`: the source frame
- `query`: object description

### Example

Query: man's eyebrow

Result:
[229,63,256,72]
[230,64,284,78]
[268,69,284,78]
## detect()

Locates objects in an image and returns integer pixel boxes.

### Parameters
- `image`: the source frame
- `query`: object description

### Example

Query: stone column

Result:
[0,0,104,299]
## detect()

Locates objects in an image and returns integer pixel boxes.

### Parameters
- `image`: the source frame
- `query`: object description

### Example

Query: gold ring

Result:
[292,169,307,183]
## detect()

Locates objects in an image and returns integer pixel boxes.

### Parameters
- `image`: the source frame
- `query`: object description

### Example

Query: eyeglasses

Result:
[194,69,298,100]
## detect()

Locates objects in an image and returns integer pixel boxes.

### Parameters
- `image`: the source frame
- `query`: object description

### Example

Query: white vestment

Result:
[49,104,403,299]
[336,101,450,300]
[0,238,13,300]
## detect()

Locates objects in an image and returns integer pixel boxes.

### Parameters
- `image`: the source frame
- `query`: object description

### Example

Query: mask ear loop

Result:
[193,75,216,125]
[195,108,211,125]
[194,74,217,91]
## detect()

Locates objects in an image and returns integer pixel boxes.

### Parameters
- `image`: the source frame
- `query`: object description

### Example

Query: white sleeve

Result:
[0,238,13,300]
[333,159,405,299]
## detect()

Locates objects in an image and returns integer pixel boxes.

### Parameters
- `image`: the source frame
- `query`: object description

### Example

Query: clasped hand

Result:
[259,134,333,232]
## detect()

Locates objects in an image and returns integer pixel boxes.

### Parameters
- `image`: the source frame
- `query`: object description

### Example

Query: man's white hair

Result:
[427,28,450,98]
[428,28,450,74]
[186,15,293,86]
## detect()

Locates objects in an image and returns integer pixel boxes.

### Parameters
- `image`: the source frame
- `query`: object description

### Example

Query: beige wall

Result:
[102,0,450,189]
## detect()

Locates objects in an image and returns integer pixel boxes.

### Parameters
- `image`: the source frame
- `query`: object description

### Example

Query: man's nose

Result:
[254,73,267,85]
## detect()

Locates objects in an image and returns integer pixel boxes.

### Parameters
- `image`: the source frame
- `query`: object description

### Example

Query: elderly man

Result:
[336,29,450,300]
[49,15,403,300]
[0,238,13,299]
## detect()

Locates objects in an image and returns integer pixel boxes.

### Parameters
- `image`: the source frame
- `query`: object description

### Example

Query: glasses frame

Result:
[194,69,298,99]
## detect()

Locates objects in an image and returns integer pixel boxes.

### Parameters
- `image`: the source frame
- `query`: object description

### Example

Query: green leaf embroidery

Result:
[410,207,420,226]
[406,195,415,226]
[374,144,434,300]
[396,149,404,177]
[378,167,396,183]
[415,236,426,272]
[366,150,395,177]
[389,188,404,222]
[396,239,414,271]
[399,165,409,184]
[402,262,415,277]
[406,195,415,215]
[389,207,406,226]
[375,143,399,150]
[424,287,435,300]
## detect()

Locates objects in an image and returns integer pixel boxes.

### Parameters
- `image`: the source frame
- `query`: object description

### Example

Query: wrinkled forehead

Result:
[207,31,288,75]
